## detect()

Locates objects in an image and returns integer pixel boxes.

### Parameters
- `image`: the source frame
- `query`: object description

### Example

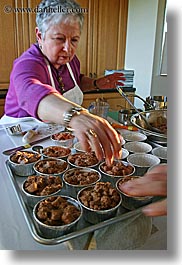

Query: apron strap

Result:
[44,58,56,88]
[44,59,79,90]
[66,63,78,87]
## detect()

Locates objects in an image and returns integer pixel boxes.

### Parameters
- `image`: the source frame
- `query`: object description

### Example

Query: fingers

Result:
[142,199,167,216]
[71,113,122,165]
[120,177,167,197]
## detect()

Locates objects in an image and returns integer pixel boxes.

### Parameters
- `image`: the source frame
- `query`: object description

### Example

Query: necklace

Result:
[57,75,65,93]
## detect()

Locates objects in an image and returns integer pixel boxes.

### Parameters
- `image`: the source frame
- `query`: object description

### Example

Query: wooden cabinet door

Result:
[77,0,128,78]
[95,0,128,77]
[0,0,31,89]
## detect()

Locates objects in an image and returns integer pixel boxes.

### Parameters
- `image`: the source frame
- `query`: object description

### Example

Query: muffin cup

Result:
[77,185,122,224]
[33,195,82,239]
[9,151,41,176]
[63,167,101,198]
[99,160,135,186]
[33,158,69,177]
[22,175,63,208]
[127,153,160,176]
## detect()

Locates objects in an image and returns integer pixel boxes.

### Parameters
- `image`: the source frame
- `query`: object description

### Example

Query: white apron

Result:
[45,59,83,105]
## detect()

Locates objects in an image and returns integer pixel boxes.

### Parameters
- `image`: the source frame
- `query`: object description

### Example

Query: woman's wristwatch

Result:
[63,106,87,127]
[93,79,99,90]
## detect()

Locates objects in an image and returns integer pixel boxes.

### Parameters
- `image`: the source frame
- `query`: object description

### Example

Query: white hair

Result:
[36,0,85,38]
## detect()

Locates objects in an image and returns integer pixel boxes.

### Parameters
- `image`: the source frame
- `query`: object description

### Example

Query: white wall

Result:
[125,0,159,109]
[151,0,168,96]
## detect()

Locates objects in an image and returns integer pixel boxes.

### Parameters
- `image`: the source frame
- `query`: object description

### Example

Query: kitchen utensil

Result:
[116,87,163,134]
[2,135,51,156]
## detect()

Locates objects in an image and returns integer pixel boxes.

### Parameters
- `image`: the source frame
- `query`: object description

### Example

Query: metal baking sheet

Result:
[5,160,157,246]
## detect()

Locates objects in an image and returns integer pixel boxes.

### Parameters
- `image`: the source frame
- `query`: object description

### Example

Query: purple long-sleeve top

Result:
[5,43,83,118]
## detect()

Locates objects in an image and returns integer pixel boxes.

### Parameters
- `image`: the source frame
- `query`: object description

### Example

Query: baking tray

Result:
[5,160,156,246]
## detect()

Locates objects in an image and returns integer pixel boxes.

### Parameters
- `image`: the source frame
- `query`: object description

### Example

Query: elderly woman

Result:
[4,0,125,165]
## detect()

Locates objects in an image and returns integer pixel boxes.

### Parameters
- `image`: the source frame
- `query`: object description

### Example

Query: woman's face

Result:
[36,20,81,69]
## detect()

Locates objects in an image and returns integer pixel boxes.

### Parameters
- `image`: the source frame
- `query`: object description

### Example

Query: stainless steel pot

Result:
[127,94,167,111]
[118,109,142,125]
[145,96,167,110]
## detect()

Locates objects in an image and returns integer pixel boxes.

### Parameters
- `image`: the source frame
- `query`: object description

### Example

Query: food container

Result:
[151,146,167,163]
[73,142,86,152]
[147,163,167,173]
[22,175,63,208]
[89,101,110,119]
[67,152,100,168]
[124,141,152,154]
[116,176,152,210]
[9,151,41,176]
[63,167,101,198]
[99,160,135,185]
[127,153,160,176]
[77,182,122,224]
[33,158,69,177]
[122,131,147,142]
[51,131,75,148]
[130,110,167,144]
[121,148,129,160]
[33,195,82,238]
[42,145,71,160]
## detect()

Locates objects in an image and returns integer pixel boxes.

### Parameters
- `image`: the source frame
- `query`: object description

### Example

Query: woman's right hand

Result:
[69,110,122,166]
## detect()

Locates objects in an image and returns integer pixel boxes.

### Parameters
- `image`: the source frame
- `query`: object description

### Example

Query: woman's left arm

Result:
[80,73,125,92]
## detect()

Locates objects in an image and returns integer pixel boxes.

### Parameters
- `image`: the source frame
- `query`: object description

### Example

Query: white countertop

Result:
[0,118,70,250]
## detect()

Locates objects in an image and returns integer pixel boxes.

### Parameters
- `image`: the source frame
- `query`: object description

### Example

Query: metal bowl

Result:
[130,110,167,144]
[8,151,41,176]
[63,167,101,198]
[22,175,63,208]
[33,195,82,239]
[116,176,152,210]
[77,183,122,224]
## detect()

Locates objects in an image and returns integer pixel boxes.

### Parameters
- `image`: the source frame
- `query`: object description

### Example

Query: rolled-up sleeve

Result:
[11,58,59,118]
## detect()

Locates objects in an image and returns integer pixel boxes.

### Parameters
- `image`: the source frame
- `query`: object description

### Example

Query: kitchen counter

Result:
[83,87,136,94]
